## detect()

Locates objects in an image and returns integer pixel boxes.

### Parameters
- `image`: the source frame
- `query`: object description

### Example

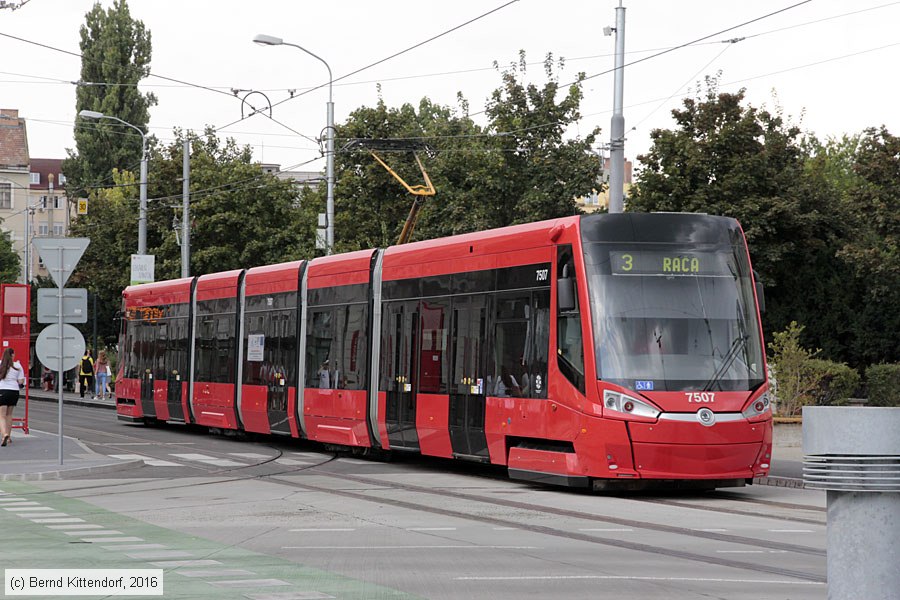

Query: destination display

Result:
[609,250,730,276]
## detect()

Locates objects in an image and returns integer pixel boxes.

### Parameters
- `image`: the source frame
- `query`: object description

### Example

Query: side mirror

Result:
[753,271,765,314]
[557,276,576,312]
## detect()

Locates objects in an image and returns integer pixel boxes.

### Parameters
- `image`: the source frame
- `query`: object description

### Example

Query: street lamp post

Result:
[78,110,148,254]
[253,34,334,255]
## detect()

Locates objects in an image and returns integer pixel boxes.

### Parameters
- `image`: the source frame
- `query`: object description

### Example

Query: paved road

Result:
[2,401,826,600]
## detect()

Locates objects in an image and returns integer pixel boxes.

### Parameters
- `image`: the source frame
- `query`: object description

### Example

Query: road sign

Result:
[77,198,88,215]
[33,238,90,288]
[130,254,155,285]
[35,323,85,372]
[37,288,88,324]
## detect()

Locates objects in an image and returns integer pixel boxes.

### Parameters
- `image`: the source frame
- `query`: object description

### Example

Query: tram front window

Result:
[583,243,765,392]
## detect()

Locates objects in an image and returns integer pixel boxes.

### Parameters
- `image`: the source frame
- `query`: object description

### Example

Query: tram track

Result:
[25,405,825,584]
[262,468,826,584]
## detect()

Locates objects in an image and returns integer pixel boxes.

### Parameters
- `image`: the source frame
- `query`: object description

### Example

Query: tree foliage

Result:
[147,129,306,278]
[0,229,21,283]
[629,78,850,359]
[837,126,900,364]
[62,0,156,196]
[308,52,600,252]
[70,130,305,345]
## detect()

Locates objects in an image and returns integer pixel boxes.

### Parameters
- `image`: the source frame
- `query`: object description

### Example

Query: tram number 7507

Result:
[686,392,715,403]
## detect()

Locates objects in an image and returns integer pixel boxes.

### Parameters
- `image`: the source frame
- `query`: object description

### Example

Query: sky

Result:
[2,0,899,177]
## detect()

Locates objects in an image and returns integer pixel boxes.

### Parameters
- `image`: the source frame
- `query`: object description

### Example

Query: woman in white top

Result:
[0,347,25,446]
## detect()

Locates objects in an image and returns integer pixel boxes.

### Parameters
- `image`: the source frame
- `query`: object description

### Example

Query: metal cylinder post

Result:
[803,407,900,599]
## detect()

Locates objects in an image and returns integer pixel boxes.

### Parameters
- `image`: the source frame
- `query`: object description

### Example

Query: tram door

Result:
[449,295,489,459]
[139,323,156,418]
[383,301,420,450]
[165,319,186,422]
[140,369,155,418]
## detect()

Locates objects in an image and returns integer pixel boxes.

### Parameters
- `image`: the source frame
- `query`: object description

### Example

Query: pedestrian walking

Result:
[95,350,110,399]
[0,348,25,447]
[79,350,95,399]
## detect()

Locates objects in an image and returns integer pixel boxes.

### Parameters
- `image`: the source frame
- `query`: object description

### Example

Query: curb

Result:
[754,475,806,489]
[0,459,145,482]
[27,394,116,410]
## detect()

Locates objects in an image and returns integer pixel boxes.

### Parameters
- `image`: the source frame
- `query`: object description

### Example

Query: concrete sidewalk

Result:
[25,386,116,410]
[1,388,140,481]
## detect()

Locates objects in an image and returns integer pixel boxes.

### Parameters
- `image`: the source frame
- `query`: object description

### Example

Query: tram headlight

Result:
[603,390,660,419]
[742,392,772,419]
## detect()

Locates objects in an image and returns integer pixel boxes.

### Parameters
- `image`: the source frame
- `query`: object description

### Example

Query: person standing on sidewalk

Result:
[79,350,95,399]
[0,348,25,446]
[94,350,110,400]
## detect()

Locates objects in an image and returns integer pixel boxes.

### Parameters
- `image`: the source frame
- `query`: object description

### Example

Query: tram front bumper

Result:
[628,417,772,479]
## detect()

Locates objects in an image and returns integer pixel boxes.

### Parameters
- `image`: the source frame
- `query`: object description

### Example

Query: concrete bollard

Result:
[803,407,900,600]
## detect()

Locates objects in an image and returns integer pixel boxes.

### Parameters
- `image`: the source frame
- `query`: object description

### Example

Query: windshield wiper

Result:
[703,334,748,391]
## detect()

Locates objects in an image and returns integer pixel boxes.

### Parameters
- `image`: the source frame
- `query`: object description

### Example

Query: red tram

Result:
[117,212,773,490]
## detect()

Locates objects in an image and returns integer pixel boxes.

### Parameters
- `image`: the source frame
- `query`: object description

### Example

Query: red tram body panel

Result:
[117,213,773,490]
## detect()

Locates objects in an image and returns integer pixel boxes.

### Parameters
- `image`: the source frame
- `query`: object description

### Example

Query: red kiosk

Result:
[2,284,31,434]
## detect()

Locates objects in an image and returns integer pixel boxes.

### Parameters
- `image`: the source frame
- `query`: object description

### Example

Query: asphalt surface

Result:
[2,394,825,600]
[3,387,806,483]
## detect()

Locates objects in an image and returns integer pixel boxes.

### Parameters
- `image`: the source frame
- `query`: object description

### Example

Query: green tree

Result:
[839,127,900,364]
[71,130,306,344]
[330,97,497,251]
[630,78,849,357]
[311,52,600,252]
[0,229,21,282]
[68,169,140,348]
[484,52,600,224]
[62,0,156,196]
[146,129,306,277]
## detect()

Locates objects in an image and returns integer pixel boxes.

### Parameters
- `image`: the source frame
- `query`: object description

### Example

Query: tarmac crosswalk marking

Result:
[81,536,145,543]
[125,550,195,560]
[64,530,123,536]
[274,458,313,466]
[244,593,336,600]
[229,452,272,459]
[30,517,83,523]
[150,559,223,568]
[19,512,69,518]
[170,453,246,467]
[209,579,291,589]
[47,524,104,530]
[176,569,256,578]
[108,454,183,467]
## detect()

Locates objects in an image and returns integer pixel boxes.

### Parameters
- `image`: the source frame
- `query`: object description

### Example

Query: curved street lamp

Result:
[253,34,334,255]
[78,110,149,255]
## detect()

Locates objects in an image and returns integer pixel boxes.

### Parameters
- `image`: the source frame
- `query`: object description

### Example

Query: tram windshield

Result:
[583,241,765,392]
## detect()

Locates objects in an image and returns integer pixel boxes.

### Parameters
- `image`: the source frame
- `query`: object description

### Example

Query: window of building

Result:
[38,224,48,236]
[0,183,11,209]
[53,224,64,236]
[30,172,40,185]
[57,173,66,185]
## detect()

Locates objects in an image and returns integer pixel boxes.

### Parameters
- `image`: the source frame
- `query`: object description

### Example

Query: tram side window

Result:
[195,316,217,383]
[306,309,335,388]
[419,298,449,394]
[491,294,529,397]
[336,304,367,391]
[154,322,167,379]
[122,316,137,378]
[557,246,586,393]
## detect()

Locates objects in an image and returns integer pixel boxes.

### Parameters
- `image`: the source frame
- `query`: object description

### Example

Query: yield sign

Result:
[33,238,90,287]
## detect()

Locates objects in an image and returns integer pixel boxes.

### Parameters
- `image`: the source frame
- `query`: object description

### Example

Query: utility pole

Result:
[608,1,627,214]
[181,139,190,278]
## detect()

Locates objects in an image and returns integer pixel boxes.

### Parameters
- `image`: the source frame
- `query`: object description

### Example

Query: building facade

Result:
[0,108,72,283]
